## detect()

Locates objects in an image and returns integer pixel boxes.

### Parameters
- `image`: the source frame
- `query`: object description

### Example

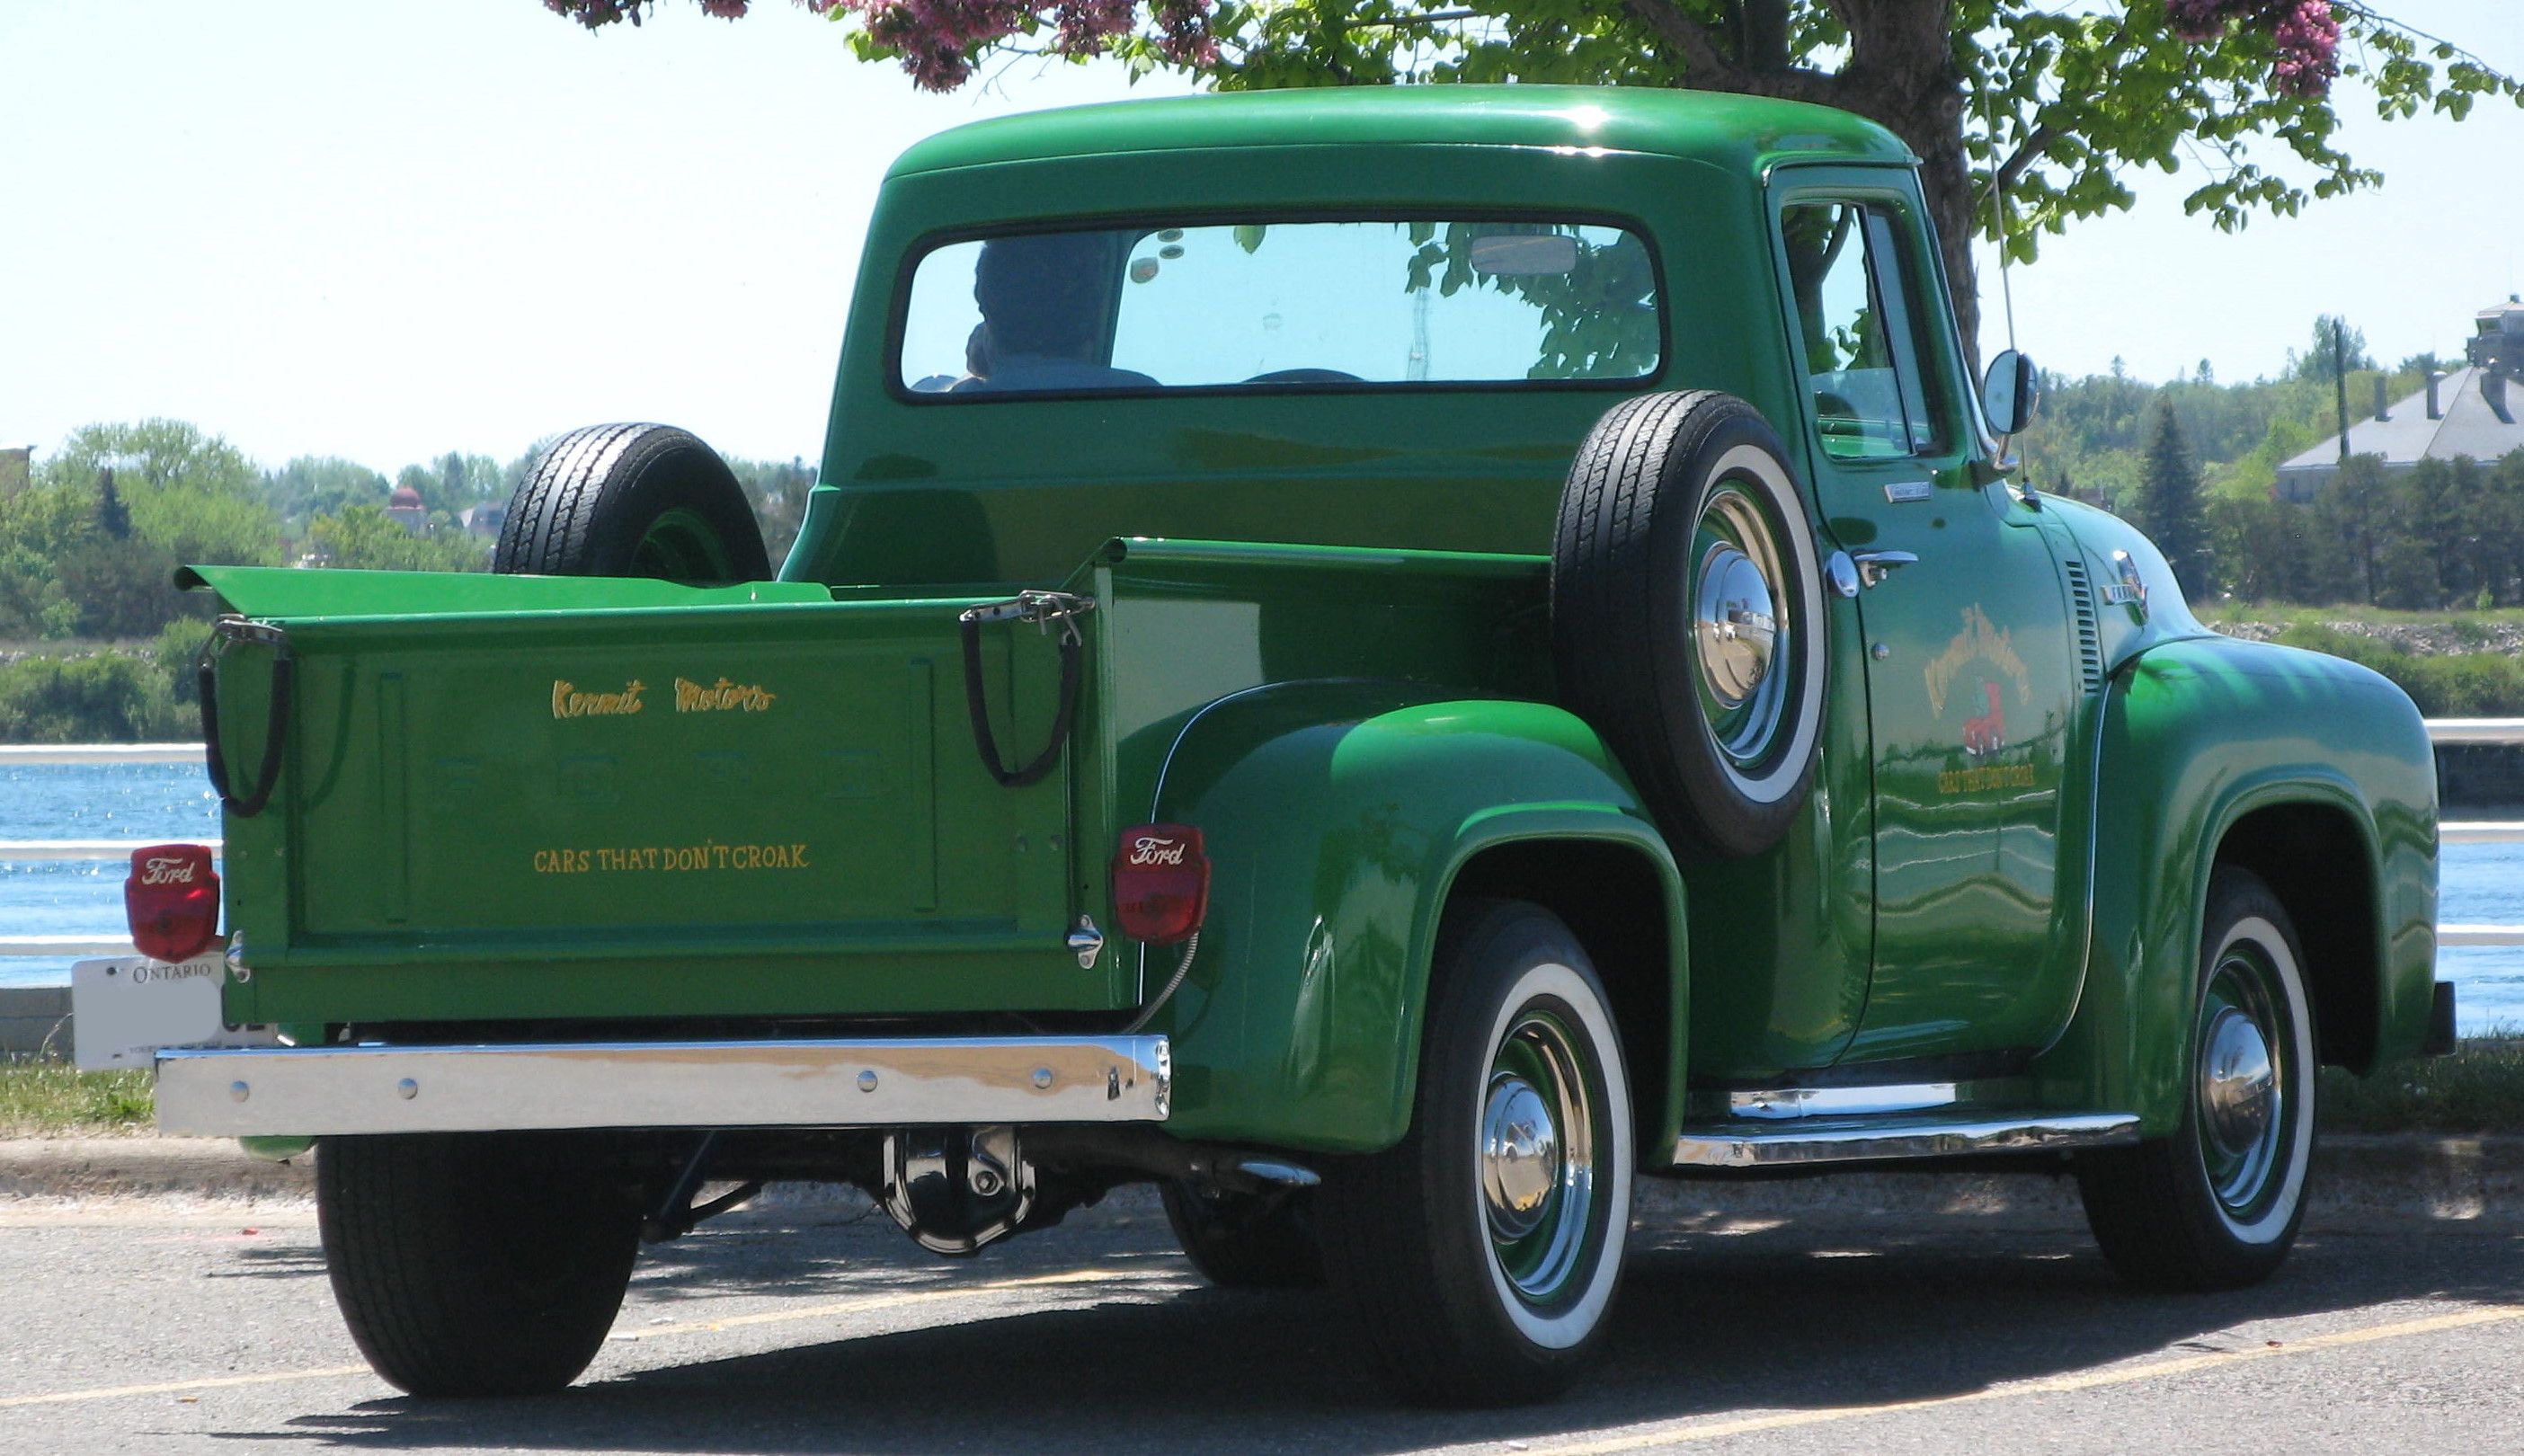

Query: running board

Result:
[1671,1111,2140,1169]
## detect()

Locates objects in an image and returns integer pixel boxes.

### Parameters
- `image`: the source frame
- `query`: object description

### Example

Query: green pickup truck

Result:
[80,84,2452,1407]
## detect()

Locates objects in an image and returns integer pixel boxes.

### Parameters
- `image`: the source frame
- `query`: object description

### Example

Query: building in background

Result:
[386,484,428,534]
[2277,298,2524,501]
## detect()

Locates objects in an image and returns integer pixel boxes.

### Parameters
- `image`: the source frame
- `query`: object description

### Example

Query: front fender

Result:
[1144,682,1685,1152]
[2039,635,2437,1134]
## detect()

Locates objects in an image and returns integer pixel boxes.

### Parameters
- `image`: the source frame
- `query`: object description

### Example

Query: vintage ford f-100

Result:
[79,84,2453,1406]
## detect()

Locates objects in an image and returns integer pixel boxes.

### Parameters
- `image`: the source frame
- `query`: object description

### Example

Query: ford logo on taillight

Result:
[1111,823,1209,945]
[125,843,221,964]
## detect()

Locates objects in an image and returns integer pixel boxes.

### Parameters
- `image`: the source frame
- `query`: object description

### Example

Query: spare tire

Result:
[494,422,771,582]
[1551,390,1825,859]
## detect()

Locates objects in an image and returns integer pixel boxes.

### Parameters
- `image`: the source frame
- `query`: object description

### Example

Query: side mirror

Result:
[1980,350,2040,437]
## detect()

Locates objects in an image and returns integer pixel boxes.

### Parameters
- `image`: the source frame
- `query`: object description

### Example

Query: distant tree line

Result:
[2026,315,2524,611]
[0,418,815,741]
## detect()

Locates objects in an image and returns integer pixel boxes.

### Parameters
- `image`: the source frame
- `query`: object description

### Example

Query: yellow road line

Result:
[0,1266,1156,1410]
[0,1367,375,1411]
[1520,1303,2524,1455]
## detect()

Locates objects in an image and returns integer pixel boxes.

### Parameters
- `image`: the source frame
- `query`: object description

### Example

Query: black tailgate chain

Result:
[956,591,1095,789]
[196,614,295,820]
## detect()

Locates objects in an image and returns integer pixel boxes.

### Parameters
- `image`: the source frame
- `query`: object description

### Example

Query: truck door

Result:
[1768,173,2086,1061]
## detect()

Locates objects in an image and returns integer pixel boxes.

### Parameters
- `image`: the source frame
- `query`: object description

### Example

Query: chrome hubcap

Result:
[2200,1007,2276,1158]
[1482,1008,1599,1305]
[2195,949,2292,1219]
[1691,486,1793,769]
[1481,1076,1560,1241]
[1694,543,1777,708]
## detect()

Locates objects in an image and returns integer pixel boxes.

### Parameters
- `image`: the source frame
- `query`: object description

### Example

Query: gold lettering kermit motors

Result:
[674,677,778,714]
[551,679,646,719]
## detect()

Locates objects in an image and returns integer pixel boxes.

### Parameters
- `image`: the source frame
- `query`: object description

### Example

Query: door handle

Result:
[1849,550,1919,588]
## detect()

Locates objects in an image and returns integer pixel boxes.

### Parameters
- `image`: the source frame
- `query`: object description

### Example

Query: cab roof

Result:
[888,84,1915,180]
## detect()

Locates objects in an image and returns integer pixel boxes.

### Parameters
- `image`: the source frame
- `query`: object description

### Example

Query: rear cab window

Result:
[895,218,1663,396]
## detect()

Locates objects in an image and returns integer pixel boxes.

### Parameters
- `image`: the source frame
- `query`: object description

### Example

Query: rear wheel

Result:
[1319,900,1632,1406]
[2077,868,2317,1290]
[494,422,769,582]
[316,1133,642,1396]
[1160,1182,1323,1288]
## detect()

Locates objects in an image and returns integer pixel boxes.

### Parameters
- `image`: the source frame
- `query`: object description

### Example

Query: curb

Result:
[0,1137,314,1202]
[5,1134,2524,1221]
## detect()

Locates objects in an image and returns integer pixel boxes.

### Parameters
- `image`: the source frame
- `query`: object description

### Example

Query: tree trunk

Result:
[1636,0,1986,372]
[1835,0,1980,372]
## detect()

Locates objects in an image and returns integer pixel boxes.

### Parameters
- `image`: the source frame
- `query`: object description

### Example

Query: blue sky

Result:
[1,0,2517,474]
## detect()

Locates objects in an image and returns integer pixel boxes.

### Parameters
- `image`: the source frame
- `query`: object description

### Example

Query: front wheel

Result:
[2077,867,2317,1290]
[1319,900,1632,1406]
[316,1133,643,1396]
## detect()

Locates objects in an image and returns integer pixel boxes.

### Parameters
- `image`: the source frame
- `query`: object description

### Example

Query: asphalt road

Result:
[3,1177,2520,1455]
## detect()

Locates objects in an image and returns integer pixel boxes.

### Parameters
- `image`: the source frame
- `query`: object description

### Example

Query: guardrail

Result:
[0,744,207,766]
[10,729,2524,949]
[0,936,134,958]
[2424,720,2524,746]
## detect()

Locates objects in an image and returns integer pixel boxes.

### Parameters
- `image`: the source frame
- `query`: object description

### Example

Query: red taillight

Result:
[1112,824,1210,945]
[125,844,220,963]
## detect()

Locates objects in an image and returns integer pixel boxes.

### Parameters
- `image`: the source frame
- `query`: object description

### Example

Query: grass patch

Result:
[0,1060,155,1137]
[2194,603,2524,629]
[2320,1036,2524,1135]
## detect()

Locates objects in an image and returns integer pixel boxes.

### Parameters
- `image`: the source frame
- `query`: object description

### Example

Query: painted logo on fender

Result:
[1928,607,2038,795]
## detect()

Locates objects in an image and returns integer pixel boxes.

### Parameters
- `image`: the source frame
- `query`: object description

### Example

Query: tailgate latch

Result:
[197,614,296,820]
[955,591,1094,789]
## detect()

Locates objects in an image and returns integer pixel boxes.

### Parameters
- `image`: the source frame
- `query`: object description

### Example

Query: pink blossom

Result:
[2161,0,2341,98]
[1151,0,1217,66]
[555,0,1222,89]
[1053,0,1135,55]
[2269,0,2342,97]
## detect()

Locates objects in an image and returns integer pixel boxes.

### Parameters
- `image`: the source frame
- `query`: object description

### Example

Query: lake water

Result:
[5,762,2522,1034]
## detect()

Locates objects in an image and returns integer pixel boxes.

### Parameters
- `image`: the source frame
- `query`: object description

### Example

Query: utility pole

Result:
[2334,320,2352,463]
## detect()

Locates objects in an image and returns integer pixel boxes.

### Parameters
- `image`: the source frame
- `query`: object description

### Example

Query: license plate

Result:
[71,955,276,1071]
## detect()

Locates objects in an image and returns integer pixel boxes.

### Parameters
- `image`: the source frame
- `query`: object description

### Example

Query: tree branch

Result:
[1624,0,1845,104]
[2333,2,2523,88]
[1622,0,1748,91]
[1991,122,2056,197]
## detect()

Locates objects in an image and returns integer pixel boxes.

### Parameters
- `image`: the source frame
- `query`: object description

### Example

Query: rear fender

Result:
[1145,682,1687,1154]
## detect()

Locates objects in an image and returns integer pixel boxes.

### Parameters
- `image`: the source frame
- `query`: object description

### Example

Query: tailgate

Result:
[184,567,1112,1025]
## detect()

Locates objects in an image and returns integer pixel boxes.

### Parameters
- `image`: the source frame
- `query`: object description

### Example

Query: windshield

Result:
[896,218,1661,396]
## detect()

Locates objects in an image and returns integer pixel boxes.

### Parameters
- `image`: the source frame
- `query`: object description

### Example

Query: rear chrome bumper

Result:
[156,1035,1170,1138]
